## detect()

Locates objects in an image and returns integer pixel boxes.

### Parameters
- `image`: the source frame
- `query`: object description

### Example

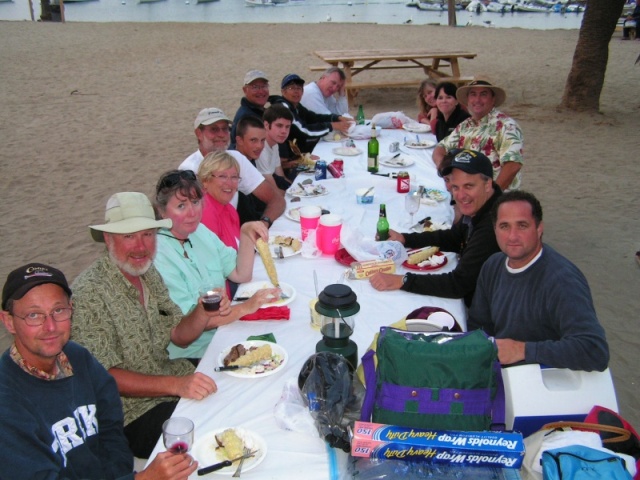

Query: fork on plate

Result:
[232,446,252,477]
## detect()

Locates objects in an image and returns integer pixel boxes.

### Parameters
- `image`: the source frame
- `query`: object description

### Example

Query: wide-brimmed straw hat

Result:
[89,192,172,243]
[456,80,506,108]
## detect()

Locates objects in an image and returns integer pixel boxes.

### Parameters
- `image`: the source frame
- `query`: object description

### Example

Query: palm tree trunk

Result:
[561,0,625,111]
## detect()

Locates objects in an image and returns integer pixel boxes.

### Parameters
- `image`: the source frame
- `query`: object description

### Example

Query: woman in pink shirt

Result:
[199,151,242,250]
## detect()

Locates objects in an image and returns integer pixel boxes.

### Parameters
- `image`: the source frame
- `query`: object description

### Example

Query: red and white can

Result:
[397,171,410,193]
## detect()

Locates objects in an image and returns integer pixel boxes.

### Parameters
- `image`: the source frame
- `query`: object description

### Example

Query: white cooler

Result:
[501,364,618,437]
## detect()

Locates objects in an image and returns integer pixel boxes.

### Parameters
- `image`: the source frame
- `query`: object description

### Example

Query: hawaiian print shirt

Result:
[70,253,194,425]
[10,343,73,380]
[439,108,524,190]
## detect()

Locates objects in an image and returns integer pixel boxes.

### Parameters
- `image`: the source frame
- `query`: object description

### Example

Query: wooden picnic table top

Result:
[314,49,477,63]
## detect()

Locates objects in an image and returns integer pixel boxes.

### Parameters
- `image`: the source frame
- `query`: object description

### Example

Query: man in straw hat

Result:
[0,262,197,478]
[433,80,524,191]
[71,192,231,459]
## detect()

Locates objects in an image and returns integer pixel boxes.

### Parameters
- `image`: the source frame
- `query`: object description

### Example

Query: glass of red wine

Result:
[162,417,194,454]
[199,283,224,312]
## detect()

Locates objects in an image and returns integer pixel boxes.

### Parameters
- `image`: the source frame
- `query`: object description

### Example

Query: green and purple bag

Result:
[360,327,505,432]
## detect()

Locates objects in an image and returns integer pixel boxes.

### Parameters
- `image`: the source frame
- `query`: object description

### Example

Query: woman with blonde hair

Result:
[416,78,438,125]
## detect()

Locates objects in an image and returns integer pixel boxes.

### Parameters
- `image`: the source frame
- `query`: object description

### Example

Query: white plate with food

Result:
[285,206,326,222]
[403,140,436,149]
[268,235,302,258]
[379,154,416,168]
[194,427,267,475]
[217,341,288,378]
[421,188,448,202]
[332,146,363,156]
[233,281,296,308]
[286,183,329,198]
[403,123,431,134]
[322,132,348,142]
[411,219,452,233]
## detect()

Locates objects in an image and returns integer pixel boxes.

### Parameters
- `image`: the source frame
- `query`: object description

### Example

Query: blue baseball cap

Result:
[281,73,305,89]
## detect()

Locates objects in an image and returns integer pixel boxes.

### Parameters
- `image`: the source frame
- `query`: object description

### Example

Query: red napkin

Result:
[240,306,290,321]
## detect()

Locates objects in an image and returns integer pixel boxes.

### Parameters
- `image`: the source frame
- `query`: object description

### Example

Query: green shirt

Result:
[70,254,194,425]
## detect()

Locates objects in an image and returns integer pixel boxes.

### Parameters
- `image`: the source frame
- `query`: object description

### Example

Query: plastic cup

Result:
[199,284,223,312]
[316,214,342,255]
[299,206,322,241]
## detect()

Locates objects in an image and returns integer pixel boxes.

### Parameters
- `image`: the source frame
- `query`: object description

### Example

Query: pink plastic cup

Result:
[299,206,322,241]
[316,214,342,255]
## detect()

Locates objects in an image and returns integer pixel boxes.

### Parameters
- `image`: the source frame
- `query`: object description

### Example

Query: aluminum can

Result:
[314,160,327,180]
[389,142,400,153]
[397,171,410,193]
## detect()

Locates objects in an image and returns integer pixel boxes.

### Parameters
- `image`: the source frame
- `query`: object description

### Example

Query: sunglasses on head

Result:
[157,170,197,192]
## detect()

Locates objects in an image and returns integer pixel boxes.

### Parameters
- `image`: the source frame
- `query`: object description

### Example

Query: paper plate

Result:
[233,281,296,307]
[194,427,267,475]
[322,132,348,142]
[217,341,288,378]
[285,206,327,222]
[268,235,302,258]
[403,123,431,133]
[421,188,448,202]
[403,251,448,271]
[404,140,436,149]
[379,154,416,168]
[286,183,329,198]
[332,147,363,156]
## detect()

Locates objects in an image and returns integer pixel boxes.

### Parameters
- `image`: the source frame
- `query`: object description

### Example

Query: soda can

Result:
[397,171,410,193]
[314,160,327,180]
[389,142,400,153]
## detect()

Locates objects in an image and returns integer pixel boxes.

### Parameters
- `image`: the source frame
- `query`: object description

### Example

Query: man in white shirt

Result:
[300,67,349,116]
[179,107,284,228]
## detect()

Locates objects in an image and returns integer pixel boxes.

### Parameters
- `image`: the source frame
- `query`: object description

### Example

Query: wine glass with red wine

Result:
[162,417,194,454]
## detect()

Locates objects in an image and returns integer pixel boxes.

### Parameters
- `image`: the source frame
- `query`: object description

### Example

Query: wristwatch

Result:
[260,215,272,228]
[402,273,410,287]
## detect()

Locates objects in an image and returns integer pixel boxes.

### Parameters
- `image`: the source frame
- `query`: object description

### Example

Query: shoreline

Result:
[1,21,638,429]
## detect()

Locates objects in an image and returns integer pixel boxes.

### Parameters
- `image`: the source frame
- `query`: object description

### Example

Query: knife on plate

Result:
[214,365,244,372]
[411,216,432,231]
[197,450,257,476]
[370,172,397,178]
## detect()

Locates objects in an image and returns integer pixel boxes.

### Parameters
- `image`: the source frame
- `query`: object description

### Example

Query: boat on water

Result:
[466,0,487,12]
[245,0,288,5]
[417,1,444,11]
[197,0,220,3]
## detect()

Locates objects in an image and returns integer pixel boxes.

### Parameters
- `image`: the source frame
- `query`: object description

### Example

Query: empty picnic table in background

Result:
[312,49,477,107]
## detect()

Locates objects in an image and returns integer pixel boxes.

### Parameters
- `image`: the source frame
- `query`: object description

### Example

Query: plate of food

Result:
[194,427,267,475]
[217,340,288,378]
[403,122,431,134]
[411,218,452,233]
[323,131,348,142]
[285,206,327,222]
[268,235,302,258]
[404,140,436,149]
[403,247,447,271]
[286,183,329,198]
[233,281,296,307]
[332,146,363,156]
[379,154,416,168]
[421,188,448,203]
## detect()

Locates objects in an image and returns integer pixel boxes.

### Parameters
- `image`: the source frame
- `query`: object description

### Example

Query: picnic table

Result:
[312,49,477,108]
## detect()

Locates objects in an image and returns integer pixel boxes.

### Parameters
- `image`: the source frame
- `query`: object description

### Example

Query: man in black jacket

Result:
[370,149,501,307]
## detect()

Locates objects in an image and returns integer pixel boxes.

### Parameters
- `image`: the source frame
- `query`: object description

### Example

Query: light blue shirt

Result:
[155,224,237,359]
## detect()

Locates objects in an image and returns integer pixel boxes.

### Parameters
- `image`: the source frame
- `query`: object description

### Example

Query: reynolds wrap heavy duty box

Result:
[351,421,525,469]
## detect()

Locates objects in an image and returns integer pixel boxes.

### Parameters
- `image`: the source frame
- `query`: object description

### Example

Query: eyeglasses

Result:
[210,174,242,183]
[157,170,197,191]
[205,125,230,134]
[11,307,73,327]
[248,83,269,92]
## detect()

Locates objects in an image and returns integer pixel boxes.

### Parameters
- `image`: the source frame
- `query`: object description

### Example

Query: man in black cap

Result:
[432,80,524,191]
[271,73,352,160]
[0,263,196,479]
[370,149,502,308]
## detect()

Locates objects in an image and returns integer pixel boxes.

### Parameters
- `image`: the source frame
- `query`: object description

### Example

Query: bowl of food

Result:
[355,188,374,204]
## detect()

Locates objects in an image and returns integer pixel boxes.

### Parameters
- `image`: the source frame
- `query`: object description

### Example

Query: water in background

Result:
[1,0,585,29]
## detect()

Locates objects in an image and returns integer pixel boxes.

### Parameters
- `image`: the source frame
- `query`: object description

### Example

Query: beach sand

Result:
[1,22,638,427]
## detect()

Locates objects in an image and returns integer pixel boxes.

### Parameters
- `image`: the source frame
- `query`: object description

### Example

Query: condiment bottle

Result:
[367,123,379,173]
[356,104,365,125]
[376,204,389,241]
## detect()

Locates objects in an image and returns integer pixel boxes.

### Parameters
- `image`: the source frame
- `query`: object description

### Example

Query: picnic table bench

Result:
[312,48,477,107]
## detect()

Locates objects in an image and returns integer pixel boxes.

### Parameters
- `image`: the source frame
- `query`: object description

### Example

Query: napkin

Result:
[247,333,277,343]
[240,306,290,321]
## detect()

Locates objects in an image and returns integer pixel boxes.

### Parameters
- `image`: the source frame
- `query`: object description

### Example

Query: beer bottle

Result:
[367,122,379,173]
[356,104,365,125]
[377,204,390,241]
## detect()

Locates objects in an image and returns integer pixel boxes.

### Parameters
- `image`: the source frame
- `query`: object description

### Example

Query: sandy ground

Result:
[0,21,638,428]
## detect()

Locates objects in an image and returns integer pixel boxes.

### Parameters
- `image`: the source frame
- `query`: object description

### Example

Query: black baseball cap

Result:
[2,263,71,310]
[281,73,305,89]
[440,149,493,178]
